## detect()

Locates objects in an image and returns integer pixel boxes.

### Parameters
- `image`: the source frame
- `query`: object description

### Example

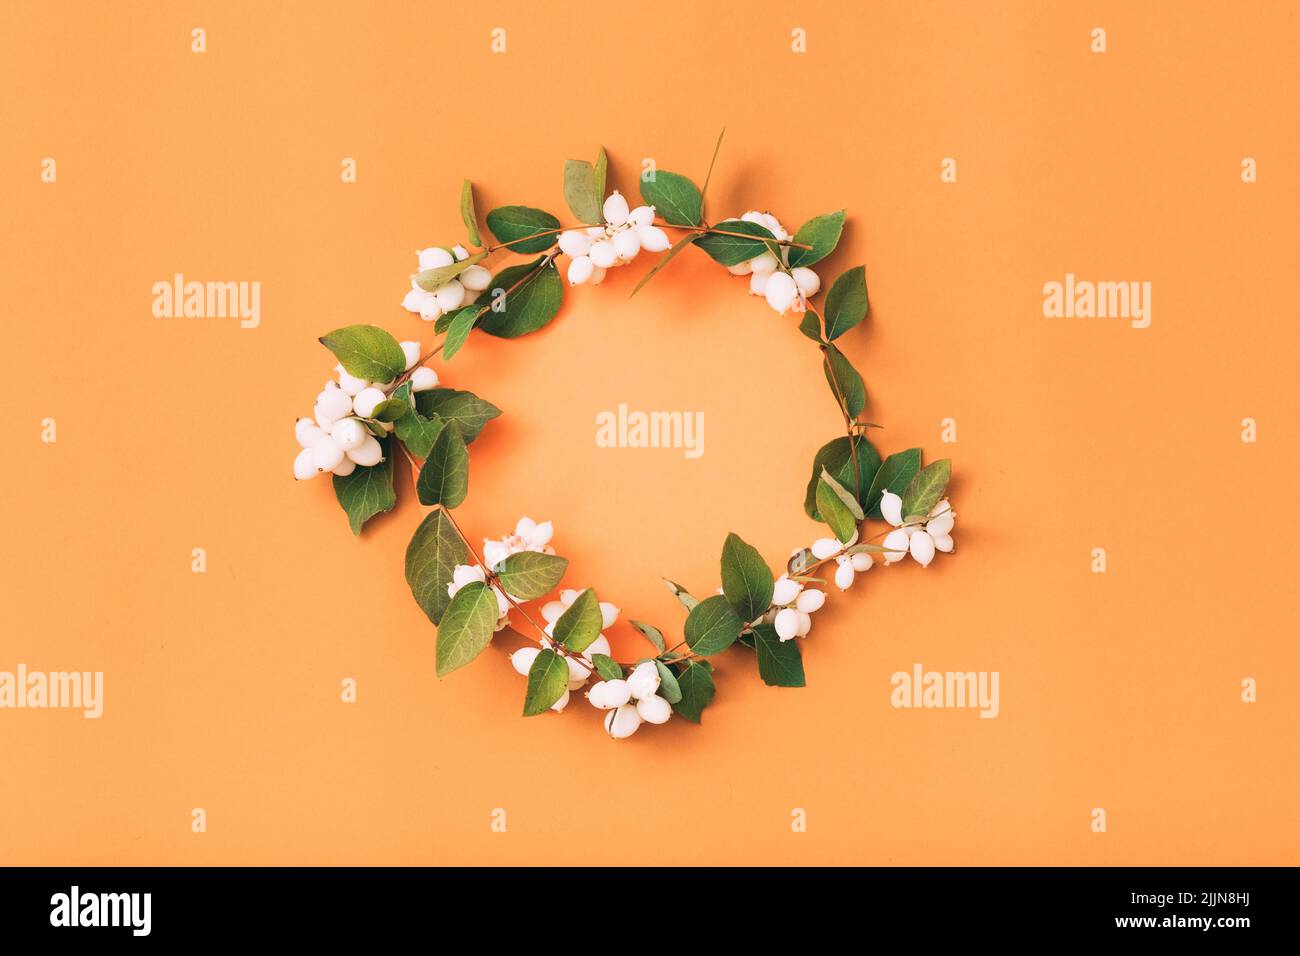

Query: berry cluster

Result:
[726,210,822,314]
[558,191,672,286]
[448,518,562,634]
[401,246,493,322]
[508,587,619,713]
[587,661,674,739]
[879,492,956,568]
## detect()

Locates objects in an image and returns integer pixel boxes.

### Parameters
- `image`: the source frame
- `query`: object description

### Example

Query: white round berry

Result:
[748,271,769,295]
[311,436,344,473]
[795,589,826,613]
[452,245,469,261]
[602,191,630,226]
[880,489,904,526]
[882,528,911,564]
[626,661,661,701]
[588,240,617,269]
[332,457,357,477]
[628,204,654,228]
[774,607,800,641]
[764,271,797,313]
[792,267,821,296]
[293,447,316,480]
[811,537,842,560]
[771,575,802,606]
[749,252,778,275]
[295,418,323,449]
[459,265,491,292]
[346,435,383,467]
[418,296,443,322]
[567,255,594,285]
[435,279,465,311]
[558,230,592,258]
[335,366,369,397]
[909,530,936,568]
[612,228,641,261]
[511,647,539,676]
[402,289,425,313]
[400,341,421,371]
[330,418,366,451]
[834,559,856,590]
[316,388,353,424]
[850,553,873,572]
[584,634,611,659]
[636,694,672,724]
[603,703,642,739]
[418,247,454,269]
[352,387,387,419]
[550,689,570,713]
[565,655,591,686]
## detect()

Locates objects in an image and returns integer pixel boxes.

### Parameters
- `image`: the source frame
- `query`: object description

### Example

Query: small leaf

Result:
[442,304,485,361]
[798,310,822,342]
[332,438,395,535]
[436,582,500,677]
[563,158,603,224]
[460,179,481,247]
[553,588,602,653]
[822,344,866,419]
[684,595,742,656]
[522,649,570,716]
[474,257,563,339]
[405,509,466,625]
[695,220,777,266]
[631,620,667,654]
[816,474,859,543]
[593,147,608,204]
[803,435,880,520]
[720,532,774,622]
[484,205,561,254]
[672,661,716,723]
[417,425,469,507]
[319,325,407,382]
[901,458,952,520]
[654,660,683,704]
[630,233,697,297]
[753,624,806,687]
[786,210,845,269]
[367,399,409,423]
[864,448,922,519]
[639,170,702,226]
[413,388,501,444]
[495,552,569,601]
[663,577,699,611]
[392,383,444,459]
[823,266,869,340]
[819,467,865,520]
[592,654,623,682]
[416,251,488,291]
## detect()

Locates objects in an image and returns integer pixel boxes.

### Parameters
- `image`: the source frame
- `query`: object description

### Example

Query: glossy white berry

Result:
[604,703,642,739]
[603,191,630,226]
[401,289,425,313]
[336,366,369,397]
[811,537,842,560]
[567,255,594,285]
[628,204,654,228]
[459,265,491,292]
[332,457,356,477]
[352,387,386,419]
[558,230,592,258]
[330,418,366,451]
[418,247,454,269]
[550,689,570,713]
[834,559,856,590]
[418,296,443,322]
[565,655,591,686]
[588,679,632,710]
[584,634,611,659]
[435,279,466,311]
[315,388,353,426]
[410,367,439,392]
[295,418,323,448]
[772,575,802,606]
[599,602,618,630]
[729,260,754,276]
[795,589,826,613]
[589,240,617,269]
[909,529,936,567]
[636,694,672,725]
[400,341,421,370]
[293,447,316,480]
[311,436,344,473]
[792,267,821,296]
[347,435,383,467]
[774,607,800,641]
[750,252,778,275]
[626,661,660,701]
[749,272,769,295]
[612,228,641,261]
[880,489,904,526]
[796,611,813,637]
[882,528,911,564]
[765,271,798,313]
[850,552,873,572]
[637,225,670,253]
[927,504,954,537]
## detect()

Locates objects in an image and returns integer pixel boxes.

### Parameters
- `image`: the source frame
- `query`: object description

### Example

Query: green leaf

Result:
[654,660,683,704]
[823,266,868,340]
[319,325,407,382]
[684,595,742,656]
[413,388,501,444]
[720,532,774,622]
[822,344,866,419]
[405,509,467,625]
[593,147,608,204]
[630,620,667,654]
[495,552,569,600]
[563,158,603,225]
[522,648,570,716]
[820,467,865,520]
[864,448,922,519]
[416,425,469,507]
[662,577,699,611]
[753,623,806,687]
[639,170,702,226]
[553,588,602,653]
[695,220,777,266]
[416,251,488,292]
[436,582,500,677]
[630,233,697,297]
[484,205,561,254]
[803,436,880,520]
[786,210,845,269]
[798,310,822,342]
[392,383,444,459]
[367,399,409,423]
[332,438,395,535]
[672,661,716,723]
[901,458,952,520]
[592,653,623,681]
[460,180,481,247]
[816,473,859,543]
[442,304,485,361]
[474,257,563,338]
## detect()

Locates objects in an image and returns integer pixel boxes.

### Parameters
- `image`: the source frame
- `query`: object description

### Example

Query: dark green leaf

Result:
[753,623,806,687]
[786,210,845,269]
[368,399,409,423]
[672,661,716,723]
[522,649,570,715]
[392,382,444,459]
[816,474,859,543]
[684,595,742,656]
[436,582,500,677]
[484,205,560,254]
[864,448,922,519]
[820,467,865,520]
[405,509,467,625]
[474,257,563,338]
[332,438,395,535]
[901,458,952,520]
[695,220,777,266]
[720,532,774,622]
[798,310,822,342]
[822,344,866,419]
[630,233,697,297]
[654,660,683,704]
[495,552,569,600]
[563,159,603,224]
[823,266,869,340]
[803,435,880,520]
[663,577,698,611]
[553,588,602,653]
[639,170,702,226]
[460,179,481,247]
[417,426,469,507]
[592,653,623,681]
[319,325,407,382]
[442,304,485,361]
[631,620,667,654]
[413,388,501,444]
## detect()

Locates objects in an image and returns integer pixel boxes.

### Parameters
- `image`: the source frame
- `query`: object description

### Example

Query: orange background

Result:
[3,0,1297,865]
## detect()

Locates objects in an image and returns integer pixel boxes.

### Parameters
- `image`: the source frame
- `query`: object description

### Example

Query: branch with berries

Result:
[291,134,957,739]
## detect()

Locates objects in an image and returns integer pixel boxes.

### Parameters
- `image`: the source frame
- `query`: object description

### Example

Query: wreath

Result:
[291,134,957,739]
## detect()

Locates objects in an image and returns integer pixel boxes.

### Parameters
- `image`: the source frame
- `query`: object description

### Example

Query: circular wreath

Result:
[291,135,957,739]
